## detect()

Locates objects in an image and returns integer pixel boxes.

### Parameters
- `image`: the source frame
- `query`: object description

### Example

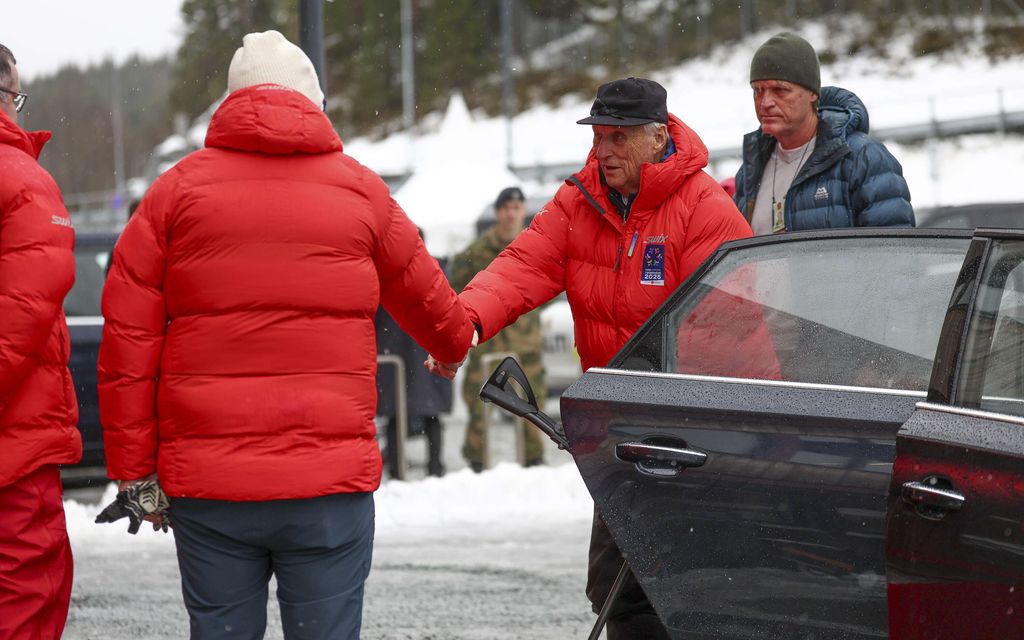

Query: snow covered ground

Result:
[63,415,596,639]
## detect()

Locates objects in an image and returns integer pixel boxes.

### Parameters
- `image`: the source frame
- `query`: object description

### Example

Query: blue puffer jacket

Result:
[734,86,914,230]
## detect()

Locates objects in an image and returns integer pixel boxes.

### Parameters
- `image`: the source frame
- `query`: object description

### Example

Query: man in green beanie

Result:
[733,32,914,234]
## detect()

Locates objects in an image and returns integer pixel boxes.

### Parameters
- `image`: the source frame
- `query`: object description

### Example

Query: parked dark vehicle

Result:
[63,232,117,482]
[916,201,1024,229]
[490,228,1024,639]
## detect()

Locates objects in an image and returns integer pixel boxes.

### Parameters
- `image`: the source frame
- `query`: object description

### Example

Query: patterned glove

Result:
[94,481,171,534]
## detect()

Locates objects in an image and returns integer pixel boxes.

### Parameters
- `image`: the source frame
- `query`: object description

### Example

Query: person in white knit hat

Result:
[99,29,474,640]
[227,29,325,109]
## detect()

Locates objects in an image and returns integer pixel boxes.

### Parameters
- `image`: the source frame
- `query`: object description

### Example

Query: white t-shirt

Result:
[750,138,816,236]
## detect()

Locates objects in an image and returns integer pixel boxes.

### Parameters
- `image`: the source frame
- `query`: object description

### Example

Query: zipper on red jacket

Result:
[614,230,639,273]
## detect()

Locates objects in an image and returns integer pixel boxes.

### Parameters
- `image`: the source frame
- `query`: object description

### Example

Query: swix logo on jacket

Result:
[459,113,752,371]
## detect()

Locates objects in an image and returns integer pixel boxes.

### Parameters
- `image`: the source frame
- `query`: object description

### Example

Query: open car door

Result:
[886,230,1024,639]
[560,230,972,639]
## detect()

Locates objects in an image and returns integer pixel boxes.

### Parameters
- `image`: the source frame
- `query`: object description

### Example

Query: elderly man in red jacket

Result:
[0,44,81,639]
[99,31,474,639]
[431,78,752,638]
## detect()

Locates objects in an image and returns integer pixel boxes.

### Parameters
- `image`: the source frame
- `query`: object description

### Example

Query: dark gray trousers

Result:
[170,492,374,640]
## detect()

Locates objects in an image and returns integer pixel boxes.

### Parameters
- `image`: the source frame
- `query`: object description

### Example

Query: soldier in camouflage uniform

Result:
[448,187,545,471]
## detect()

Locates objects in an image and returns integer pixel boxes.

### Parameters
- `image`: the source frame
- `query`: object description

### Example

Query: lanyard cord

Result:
[771,141,812,206]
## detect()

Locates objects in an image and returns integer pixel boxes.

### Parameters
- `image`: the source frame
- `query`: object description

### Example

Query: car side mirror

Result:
[480,357,569,450]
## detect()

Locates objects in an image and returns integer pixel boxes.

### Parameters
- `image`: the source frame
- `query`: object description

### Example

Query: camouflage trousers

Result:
[461,350,545,466]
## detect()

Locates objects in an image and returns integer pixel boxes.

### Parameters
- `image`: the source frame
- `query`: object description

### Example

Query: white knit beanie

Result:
[227,30,324,109]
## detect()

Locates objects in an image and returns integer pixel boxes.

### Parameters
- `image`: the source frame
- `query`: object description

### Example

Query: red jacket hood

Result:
[205,84,342,155]
[0,110,51,159]
[572,113,709,216]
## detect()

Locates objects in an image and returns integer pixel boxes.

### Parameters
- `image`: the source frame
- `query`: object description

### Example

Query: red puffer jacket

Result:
[461,114,752,371]
[0,112,80,488]
[99,85,473,500]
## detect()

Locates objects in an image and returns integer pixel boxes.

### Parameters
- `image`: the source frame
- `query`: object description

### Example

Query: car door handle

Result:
[901,481,965,512]
[616,442,708,469]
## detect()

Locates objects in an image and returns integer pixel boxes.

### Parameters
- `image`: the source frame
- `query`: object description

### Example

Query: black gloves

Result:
[94,480,171,534]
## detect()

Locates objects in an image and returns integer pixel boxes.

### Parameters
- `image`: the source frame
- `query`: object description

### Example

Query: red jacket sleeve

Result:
[98,174,172,481]
[458,194,570,342]
[0,187,75,412]
[372,178,474,364]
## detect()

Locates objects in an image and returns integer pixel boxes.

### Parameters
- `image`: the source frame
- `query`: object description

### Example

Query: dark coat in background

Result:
[734,86,914,230]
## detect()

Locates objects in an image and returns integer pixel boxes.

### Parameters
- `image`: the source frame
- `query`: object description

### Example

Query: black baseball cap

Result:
[576,77,668,126]
[495,186,525,209]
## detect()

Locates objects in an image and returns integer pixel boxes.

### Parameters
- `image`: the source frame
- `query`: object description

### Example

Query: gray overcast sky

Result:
[6,0,185,81]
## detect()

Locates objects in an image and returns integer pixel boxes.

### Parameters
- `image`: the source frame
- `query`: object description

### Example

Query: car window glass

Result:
[663,237,969,391]
[955,240,1024,415]
[64,248,110,317]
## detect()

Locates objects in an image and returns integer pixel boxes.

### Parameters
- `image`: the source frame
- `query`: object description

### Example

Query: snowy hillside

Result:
[339,23,1024,255]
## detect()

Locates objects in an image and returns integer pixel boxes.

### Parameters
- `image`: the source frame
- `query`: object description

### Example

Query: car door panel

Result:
[886,404,1024,640]
[884,233,1024,639]
[563,370,923,639]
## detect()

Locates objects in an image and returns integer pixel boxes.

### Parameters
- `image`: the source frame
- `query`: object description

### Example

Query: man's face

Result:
[592,124,662,195]
[752,79,817,144]
[495,199,527,238]
[0,62,19,122]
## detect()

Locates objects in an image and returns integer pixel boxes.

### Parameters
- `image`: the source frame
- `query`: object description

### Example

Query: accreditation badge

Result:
[641,243,666,286]
[772,199,786,233]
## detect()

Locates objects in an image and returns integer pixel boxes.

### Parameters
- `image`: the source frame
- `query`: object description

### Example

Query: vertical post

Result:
[111,66,127,223]
[740,0,757,37]
[501,0,516,169]
[401,0,416,170]
[997,87,1007,135]
[696,0,711,51]
[299,0,326,97]
[377,355,408,481]
[785,0,798,20]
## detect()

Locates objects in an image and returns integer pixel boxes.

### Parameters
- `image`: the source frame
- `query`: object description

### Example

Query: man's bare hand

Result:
[424,329,479,379]
[424,356,462,379]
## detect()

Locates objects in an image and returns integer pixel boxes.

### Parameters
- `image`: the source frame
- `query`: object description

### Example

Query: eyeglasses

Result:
[0,87,27,113]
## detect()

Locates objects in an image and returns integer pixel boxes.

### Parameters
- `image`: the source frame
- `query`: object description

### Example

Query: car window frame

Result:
[931,230,1024,414]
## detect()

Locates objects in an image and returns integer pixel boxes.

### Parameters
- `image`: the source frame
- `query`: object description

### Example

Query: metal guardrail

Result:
[376,354,409,481]
[509,108,1024,183]
[62,100,1024,232]
[479,351,526,469]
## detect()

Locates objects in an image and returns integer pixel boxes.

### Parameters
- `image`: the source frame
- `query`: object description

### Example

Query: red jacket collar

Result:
[0,110,51,159]
[205,84,342,156]
[570,113,710,219]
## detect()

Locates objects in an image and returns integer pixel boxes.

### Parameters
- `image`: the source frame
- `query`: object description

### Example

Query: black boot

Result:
[424,416,445,477]
[383,417,400,479]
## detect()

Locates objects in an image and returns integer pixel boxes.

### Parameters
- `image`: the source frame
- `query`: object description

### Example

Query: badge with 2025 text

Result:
[641,243,666,286]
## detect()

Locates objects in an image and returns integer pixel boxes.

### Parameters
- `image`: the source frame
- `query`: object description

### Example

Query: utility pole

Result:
[111,65,127,222]
[740,0,757,37]
[401,0,416,171]
[299,0,326,98]
[501,0,516,169]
